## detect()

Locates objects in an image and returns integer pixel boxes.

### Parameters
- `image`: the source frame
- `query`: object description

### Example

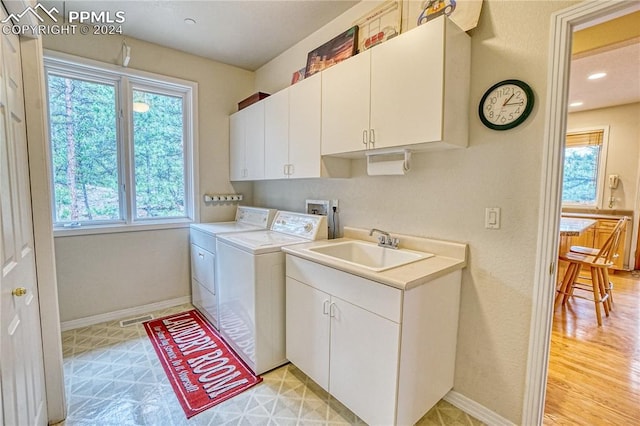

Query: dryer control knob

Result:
[304,223,313,232]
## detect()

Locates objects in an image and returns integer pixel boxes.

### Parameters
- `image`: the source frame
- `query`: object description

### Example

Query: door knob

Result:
[12,287,27,297]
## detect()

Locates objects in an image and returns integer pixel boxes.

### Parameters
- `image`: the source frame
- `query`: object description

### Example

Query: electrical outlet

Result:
[332,199,339,211]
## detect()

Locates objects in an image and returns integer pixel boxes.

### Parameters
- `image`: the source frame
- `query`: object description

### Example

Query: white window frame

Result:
[561,125,610,209]
[44,50,199,236]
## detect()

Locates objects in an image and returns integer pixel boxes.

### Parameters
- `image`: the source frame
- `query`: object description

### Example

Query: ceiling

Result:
[41,0,359,71]
[568,8,640,113]
[568,42,640,112]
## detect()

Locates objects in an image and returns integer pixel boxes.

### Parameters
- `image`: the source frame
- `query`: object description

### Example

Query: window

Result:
[44,53,197,232]
[561,127,608,207]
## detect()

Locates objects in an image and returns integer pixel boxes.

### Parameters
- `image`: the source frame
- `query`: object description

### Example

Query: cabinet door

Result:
[244,102,265,180]
[289,73,321,178]
[229,111,245,180]
[370,17,445,149]
[191,244,215,293]
[321,50,371,155]
[329,296,400,425]
[286,277,330,390]
[264,89,290,179]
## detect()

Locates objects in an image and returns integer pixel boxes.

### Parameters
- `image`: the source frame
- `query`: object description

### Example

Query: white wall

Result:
[567,102,640,211]
[253,0,577,422]
[42,33,255,321]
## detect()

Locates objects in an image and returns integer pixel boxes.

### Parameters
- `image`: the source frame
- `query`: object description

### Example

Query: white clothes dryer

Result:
[216,211,327,374]
[189,206,276,329]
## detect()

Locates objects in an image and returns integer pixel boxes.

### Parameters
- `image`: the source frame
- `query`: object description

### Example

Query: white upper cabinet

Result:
[229,102,265,181]
[230,17,469,179]
[229,112,245,181]
[264,88,290,179]
[321,51,371,155]
[263,73,349,180]
[289,73,323,178]
[322,16,470,155]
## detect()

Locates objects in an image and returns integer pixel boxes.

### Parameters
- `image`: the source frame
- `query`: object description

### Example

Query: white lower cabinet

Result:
[285,255,462,426]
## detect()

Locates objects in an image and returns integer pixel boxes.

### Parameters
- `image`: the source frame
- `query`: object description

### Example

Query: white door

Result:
[289,73,321,178]
[321,50,371,155]
[264,88,289,179]
[243,102,265,180]
[229,111,246,180]
[329,296,400,426]
[285,277,330,390]
[0,27,47,426]
[370,18,445,148]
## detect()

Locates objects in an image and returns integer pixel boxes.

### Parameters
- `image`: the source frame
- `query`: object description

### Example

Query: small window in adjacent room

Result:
[44,54,197,233]
[561,127,608,207]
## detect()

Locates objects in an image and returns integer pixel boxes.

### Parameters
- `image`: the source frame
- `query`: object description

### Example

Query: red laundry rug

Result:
[144,309,262,418]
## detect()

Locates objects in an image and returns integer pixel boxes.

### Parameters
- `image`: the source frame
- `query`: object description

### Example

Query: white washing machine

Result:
[216,211,327,374]
[189,206,276,329]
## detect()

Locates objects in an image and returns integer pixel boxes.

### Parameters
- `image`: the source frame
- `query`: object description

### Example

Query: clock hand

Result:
[502,94,514,106]
[504,102,524,106]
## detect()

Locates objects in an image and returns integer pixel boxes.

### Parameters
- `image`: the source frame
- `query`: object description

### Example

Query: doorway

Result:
[524,1,640,424]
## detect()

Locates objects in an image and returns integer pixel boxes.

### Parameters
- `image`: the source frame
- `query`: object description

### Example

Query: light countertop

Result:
[559,217,597,237]
[282,227,468,291]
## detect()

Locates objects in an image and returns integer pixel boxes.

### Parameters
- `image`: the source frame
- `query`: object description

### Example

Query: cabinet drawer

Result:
[191,244,215,292]
[190,228,216,253]
[286,255,402,323]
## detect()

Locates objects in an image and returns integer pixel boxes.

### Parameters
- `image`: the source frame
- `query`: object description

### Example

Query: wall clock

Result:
[479,79,535,130]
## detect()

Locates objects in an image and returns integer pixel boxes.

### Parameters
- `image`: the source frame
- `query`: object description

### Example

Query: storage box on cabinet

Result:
[321,16,470,156]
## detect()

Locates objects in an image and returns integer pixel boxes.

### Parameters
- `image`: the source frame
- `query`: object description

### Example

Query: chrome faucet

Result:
[369,228,399,249]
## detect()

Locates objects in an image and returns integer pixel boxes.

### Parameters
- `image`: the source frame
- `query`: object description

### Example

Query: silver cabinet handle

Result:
[363,129,368,146]
[370,129,375,146]
[323,300,329,315]
[329,302,336,318]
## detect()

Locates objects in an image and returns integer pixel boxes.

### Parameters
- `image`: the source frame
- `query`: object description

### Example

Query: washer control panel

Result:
[236,206,276,228]
[271,211,327,240]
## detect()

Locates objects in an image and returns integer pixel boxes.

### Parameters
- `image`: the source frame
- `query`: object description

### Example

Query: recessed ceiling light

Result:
[184,18,196,25]
[569,101,584,107]
[587,72,607,80]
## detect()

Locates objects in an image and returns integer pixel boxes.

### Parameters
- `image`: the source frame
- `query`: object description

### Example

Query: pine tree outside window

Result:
[44,53,197,232]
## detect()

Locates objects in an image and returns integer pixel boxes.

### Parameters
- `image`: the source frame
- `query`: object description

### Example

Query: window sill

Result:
[53,219,193,238]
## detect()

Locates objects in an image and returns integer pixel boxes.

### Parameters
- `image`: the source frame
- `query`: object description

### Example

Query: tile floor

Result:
[58,304,483,426]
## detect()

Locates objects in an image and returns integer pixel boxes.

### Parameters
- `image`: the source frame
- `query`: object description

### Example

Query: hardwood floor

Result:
[544,271,640,425]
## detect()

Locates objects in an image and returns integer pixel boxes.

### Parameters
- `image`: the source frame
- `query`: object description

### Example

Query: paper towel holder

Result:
[366,148,412,175]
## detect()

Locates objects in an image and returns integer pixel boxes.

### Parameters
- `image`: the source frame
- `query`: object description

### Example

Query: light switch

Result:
[485,207,501,229]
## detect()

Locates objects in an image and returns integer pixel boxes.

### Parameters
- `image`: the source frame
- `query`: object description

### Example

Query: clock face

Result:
[479,80,534,130]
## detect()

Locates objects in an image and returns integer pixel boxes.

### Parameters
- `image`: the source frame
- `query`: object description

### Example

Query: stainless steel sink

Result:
[306,240,433,272]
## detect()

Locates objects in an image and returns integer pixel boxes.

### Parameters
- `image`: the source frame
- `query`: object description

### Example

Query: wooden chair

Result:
[569,217,627,305]
[554,217,627,326]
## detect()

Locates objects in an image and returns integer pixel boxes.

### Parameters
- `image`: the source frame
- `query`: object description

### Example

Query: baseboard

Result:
[60,296,191,331]
[444,390,515,426]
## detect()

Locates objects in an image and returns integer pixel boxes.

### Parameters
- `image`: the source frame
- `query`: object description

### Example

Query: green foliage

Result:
[48,75,119,222]
[133,91,185,218]
[562,145,600,204]
[48,75,187,223]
